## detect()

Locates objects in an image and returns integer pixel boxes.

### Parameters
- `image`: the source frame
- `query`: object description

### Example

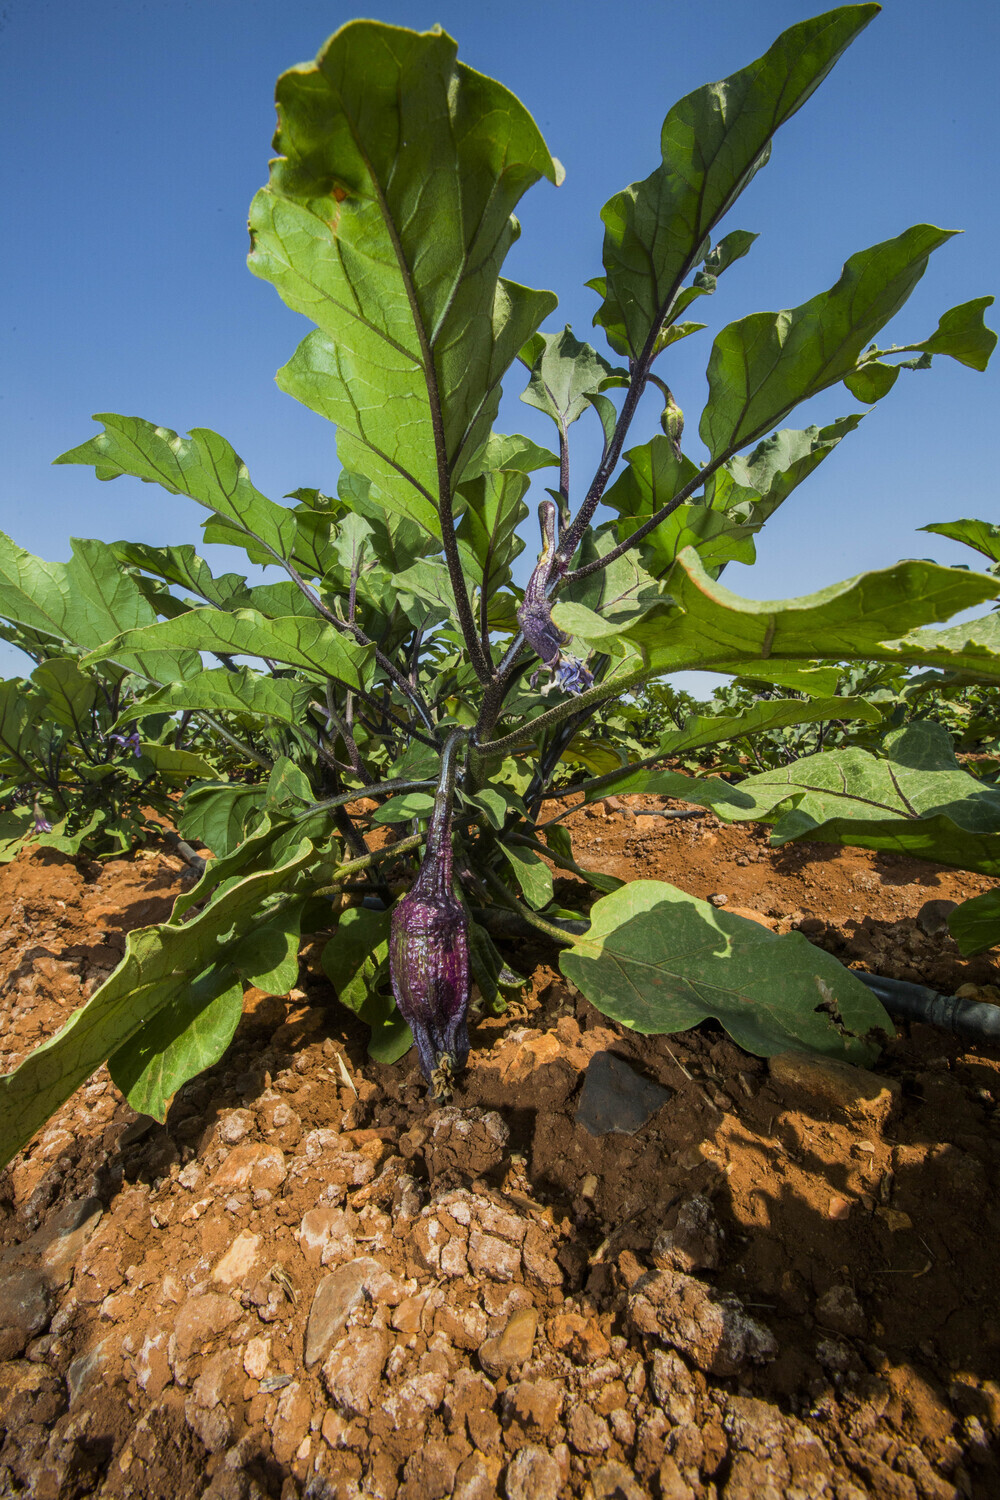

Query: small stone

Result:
[769,1052,900,1128]
[217,1109,255,1145]
[567,1403,611,1455]
[576,1051,672,1136]
[173,1293,241,1362]
[504,1445,561,1500]
[501,1379,563,1441]
[66,1336,111,1405]
[649,1348,696,1424]
[185,1397,234,1454]
[478,1306,538,1378]
[400,1438,460,1497]
[33,1198,103,1288]
[815,1284,866,1338]
[583,1462,648,1500]
[212,1231,260,1287]
[709,893,728,907]
[657,1456,697,1500]
[271,1380,313,1466]
[876,1206,913,1232]
[0,1269,53,1359]
[467,1229,520,1282]
[299,1206,356,1267]
[192,1350,242,1410]
[322,1326,389,1416]
[209,1143,287,1194]
[243,1336,270,1380]
[652,1195,722,1273]
[917,899,957,937]
[827,1194,852,1221]
[303,1257,383,1368]
[628,1267,776,1376]
[454,1451,500,1500]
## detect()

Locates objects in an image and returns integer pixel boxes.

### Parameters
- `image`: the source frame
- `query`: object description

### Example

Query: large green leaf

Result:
[518,325,622,434]
[948,889,1000,957]
[246,20,560,536]
[0,533,197,681]
[83,607,373,692]
[57,417,301,564]
[906,296,997,371]
[921,518,1000,568]
[700,225,955,458]
[179,782,270,859]
[0,839,320,1165]
[123,667,312,729]
[705,417,864,529]
[622,722,1000,876]
[560,879,888,1063]
[108,970,245,1121]
[321,907,412,1064]
[31,659,98,734]
[622,547,1000,678]
[596,6,878,358]
[110,540,251,610]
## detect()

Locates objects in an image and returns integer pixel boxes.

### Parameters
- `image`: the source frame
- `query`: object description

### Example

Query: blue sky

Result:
[1,0,997,688]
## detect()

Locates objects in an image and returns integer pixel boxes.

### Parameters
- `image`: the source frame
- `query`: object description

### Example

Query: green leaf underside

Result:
[597,6,879,358]
[246,20,560,536]
[109,971,245,1120]
[612,722,1000,876]
[83,608,372,692]
[124,668,313,729]
[0,840,320,1164]
[561,879,887,1063]
[921,518,1000,566]
[948,889,1000,956]
[701,225,955,458]
[322,907,412,1064]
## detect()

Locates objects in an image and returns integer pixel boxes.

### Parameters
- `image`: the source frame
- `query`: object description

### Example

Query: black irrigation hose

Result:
[855,970,1000,1047]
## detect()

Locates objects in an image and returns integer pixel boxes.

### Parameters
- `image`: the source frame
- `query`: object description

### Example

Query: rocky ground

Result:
[1,795,999,1499]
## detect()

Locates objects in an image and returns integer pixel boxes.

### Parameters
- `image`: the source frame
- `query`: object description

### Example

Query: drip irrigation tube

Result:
[855,971,1000,1047]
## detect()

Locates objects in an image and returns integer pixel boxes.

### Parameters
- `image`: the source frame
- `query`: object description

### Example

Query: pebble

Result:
[584,1462,649,1500]
[504,1445,561,1500]
[815,1284,867,1338]
[628,1267,776,1376]
[243,1336,270,1380]
[453,1451,499,1500]
[212,1231,260,1286]
[478,1306,538,1378]
[769,1052,900,1128]
[303,1257,383,1368]
[322,1326,389,1416]
[576,1051,672,1136]
[501,1378,563,1440]
[0,1268,53,1360]
[568,1402,612,1455]
[209,1143,287,1194]
[652,1195,722,1273]
[173,1293,241,1362]
[709,893,728,907]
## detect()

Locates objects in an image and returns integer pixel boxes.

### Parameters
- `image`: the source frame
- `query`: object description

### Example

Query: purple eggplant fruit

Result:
[389,730,470,1094]
[517,499,593,695]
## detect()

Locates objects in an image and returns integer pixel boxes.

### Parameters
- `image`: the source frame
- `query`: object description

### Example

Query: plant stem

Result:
[479,864,580,946]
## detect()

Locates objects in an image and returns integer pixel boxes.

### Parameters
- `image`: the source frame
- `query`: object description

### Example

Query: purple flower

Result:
[32,802,51,835]
[389,731,470,1094]
[517,499,593,697]
[110,727,142,757]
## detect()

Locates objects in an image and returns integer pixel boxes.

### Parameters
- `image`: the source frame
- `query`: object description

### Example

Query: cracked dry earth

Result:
[1,794,1000,1500]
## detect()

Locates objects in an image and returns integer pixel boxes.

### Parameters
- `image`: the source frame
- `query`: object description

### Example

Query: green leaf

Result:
[179,782,269,858]
[108,970,244,1120]
[630,722,1000,876]
[843,360,900,404]
[84,608,373,692]
[231,906,304,993]
[136,742,218,783]
[322,907,412,1064]
[624,547,1000,679]
[910,296,997,371]
[125,668,312,729]
[499,841,554,911]
[110,540,251,610]
[0,839,319,1164]
[706,417,864,529]
[948,889,1000,956]
[0,533,197,682]
[247,20,560,537]
[701,225,956,458]
[596,6,879,357]
[560,879,888,1063]
[456,465,530,605]
[57,417,301,564]
[30,659,98,734]
[467,920,525,1013]
[371,792,435,824]
[538,826,623,895]
[519,325,622,434]
[921,518,1000,567]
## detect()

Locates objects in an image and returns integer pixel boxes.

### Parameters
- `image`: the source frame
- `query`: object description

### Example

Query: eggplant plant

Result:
[1,5,997,1167]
